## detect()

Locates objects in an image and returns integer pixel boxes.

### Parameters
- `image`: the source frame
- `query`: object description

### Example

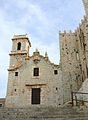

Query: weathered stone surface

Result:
[59,1,88,103]
[0,106,88,120]
[0,98,5,107]
[5,34,63,107]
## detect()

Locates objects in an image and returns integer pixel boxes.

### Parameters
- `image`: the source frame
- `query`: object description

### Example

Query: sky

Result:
[0,0,85,98]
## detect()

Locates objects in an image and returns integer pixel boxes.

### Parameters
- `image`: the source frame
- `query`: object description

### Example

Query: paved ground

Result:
[0,105,88,120]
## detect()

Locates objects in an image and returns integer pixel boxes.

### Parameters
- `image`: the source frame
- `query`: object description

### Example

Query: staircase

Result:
[0,106,88,120]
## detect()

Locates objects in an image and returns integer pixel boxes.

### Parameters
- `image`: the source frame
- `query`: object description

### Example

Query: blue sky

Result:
[0,0,85,98]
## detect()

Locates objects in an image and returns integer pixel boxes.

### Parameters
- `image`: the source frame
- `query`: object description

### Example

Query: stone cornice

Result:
[12,35,31,47]
[8,52,60,71]
[9,52,27,56]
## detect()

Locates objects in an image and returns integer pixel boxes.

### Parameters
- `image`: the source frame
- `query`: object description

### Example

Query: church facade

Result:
[5,35,63,107]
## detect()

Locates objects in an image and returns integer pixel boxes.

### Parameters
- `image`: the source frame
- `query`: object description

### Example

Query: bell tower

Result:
[82,0,88,16]
[5,34,31,107]
[9,34,31,70]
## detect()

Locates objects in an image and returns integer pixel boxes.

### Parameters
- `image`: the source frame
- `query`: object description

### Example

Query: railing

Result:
[72,92,88,107]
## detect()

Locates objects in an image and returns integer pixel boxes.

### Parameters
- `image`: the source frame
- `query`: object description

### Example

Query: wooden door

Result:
[32,88,40,104]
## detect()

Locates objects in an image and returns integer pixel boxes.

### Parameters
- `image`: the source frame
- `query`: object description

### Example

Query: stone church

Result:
[5,34,63,107]
[0,0,88,108]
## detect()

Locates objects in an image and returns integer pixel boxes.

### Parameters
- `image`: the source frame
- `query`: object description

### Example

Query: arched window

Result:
[17,42,21,50]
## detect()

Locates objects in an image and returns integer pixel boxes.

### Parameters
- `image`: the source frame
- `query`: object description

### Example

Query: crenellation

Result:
[79,22,82,27]
[59,30,61,33]
[64,30,66,33]
[69,30,72,33]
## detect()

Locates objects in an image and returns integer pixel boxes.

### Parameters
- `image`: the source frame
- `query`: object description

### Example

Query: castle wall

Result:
[75,17,88,80]
[59,14,88,103]
[60,32,81,103]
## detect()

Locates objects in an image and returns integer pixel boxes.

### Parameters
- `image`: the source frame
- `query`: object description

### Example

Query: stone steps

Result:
[0,106,88,120]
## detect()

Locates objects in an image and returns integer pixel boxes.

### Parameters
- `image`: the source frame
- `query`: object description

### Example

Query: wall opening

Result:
[31,88,40,104]
[87,67,88,77]
[15,72,18,76]
[0,104,2,107]
[54,70,58,75]
[17,42,21,50]
[34,68,39,76]
[15,89,16,92]
[56,87,58,91]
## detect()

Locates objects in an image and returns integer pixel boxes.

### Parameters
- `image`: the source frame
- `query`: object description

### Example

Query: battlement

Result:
[59,30,75,37]
[59,15,87,37]
[74,15,87,35]
[79,15,87,25]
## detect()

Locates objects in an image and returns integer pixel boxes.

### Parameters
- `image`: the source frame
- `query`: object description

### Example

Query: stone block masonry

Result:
[59,8,88,103]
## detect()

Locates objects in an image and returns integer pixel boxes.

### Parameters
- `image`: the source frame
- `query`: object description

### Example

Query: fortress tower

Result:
[59,0,88,103]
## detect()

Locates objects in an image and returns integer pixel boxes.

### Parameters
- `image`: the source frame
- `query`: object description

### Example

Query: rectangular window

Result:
[0,104,2,107]
[54,70,58,75]
[15,72,18,76]
[34,68,39,76]
[87,67,88,77]
[76,52,80,61]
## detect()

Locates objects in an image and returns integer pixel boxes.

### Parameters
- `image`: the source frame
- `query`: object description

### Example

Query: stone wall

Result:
[59,31,81,103]
[59,13,88,103]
